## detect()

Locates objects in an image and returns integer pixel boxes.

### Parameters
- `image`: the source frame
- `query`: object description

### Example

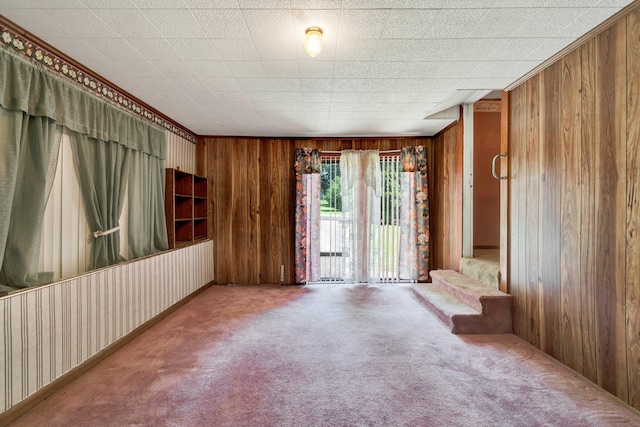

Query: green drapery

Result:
[0,45,168,284]
[71,133,130,270]
[0,49,165,159]
[128,150,169,258]
[0,109,62,288]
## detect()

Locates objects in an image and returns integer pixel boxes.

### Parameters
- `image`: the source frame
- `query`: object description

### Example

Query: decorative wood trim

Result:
[0,17,197,143]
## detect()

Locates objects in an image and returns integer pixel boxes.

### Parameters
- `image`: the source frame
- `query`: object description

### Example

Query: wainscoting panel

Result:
[1,239,214,413]
[166,131,196,175]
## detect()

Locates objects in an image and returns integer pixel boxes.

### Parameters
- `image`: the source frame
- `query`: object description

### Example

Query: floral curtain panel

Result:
[399,146,430,282]
[294,148,321,284]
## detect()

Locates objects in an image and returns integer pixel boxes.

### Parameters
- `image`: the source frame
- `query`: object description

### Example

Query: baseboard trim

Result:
[0,281,214,426]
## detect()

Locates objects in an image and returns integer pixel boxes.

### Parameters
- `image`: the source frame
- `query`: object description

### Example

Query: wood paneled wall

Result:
[431,122,464,271]
[508,9,640,410]
[198,135,463,285]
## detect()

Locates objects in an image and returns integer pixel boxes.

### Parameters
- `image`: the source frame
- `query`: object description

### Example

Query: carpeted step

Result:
[412,270,513,334]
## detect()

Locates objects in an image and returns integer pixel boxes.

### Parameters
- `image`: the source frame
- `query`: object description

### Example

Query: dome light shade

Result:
[304,27,323,57]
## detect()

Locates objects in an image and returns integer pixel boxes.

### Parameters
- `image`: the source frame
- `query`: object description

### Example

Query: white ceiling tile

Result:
[89,9,161,38]
[225,61,266,77]
[0,9,76,39]
[374,39,421,61]
[554,7,622,37]
[105,60,162,77]
[45,9,121,38]
[299,61,334,78]
[237,0,290,8]
[291,0,342,9]
[131,0,186,8]
[140,9,207,38]
[524,38,575,61]
[243,9,295,39]
[383,9,485,39]
[395,78,461,92]
[499,61,541,78]
[211,39,260,60]
[333,61,371,78]
[486,38,548,61]
[1,0,85,7]
[236,78,301,91]
[182,0,240,7]
[335,39,379,61]
[515,8,588,38]
[192,9,251,38]
[138,76,181,91]
[150,60,199,77]
[472,8,538,38]
[0,1,631,137]
[202,78,242,91]
[301,78,333,91]
[44,38,107,61]
[188,61,232,77]
[413,39,502,62]
[331,78,397,93]
[169,39,222,61]
[339,9,390,39]
[367,62,407,79]
[127,39,182,61]
[80,0,138,7]
[401,62,476,79]
[343,0,395,8]
[262,61,300,78]
[245,91,303,102]
[253,39,297,60]
[213,91,250,103]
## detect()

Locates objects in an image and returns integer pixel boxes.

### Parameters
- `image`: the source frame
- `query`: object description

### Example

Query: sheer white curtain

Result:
[340,150,382,283]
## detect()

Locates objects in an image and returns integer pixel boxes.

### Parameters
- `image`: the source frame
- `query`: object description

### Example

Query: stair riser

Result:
[430,276,484,312]
[411,288,455,332]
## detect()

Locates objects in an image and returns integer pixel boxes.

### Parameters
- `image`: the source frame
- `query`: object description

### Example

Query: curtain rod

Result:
[320,149,401,155]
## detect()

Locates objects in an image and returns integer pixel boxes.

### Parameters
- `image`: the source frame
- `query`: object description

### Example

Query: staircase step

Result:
[412,270,513,334]
[430,270,509,312]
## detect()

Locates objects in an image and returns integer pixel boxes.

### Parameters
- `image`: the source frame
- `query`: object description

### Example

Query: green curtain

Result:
[71,132,130,270]
[0,49,165,159]
[128,150,169,258]
[0,108,62,288]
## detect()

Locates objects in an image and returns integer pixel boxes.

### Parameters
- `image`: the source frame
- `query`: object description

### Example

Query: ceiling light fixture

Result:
[304,27,323,58]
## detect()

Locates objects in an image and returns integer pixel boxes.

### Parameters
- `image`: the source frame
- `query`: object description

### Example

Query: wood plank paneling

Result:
[626,8,640,409]
[510,83,526,339]
[580,38,599,384]
[594,21,627,400]
[508,7,639,411]
[538,60,562,359]
[524,76,540,348]
[560,48,583,373]
[202,136,449,285]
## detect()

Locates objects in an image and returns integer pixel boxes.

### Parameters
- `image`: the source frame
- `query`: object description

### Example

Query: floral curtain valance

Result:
[0,47,165,159]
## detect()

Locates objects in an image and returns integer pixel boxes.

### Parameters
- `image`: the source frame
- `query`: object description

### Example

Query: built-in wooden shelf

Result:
[165,168,208,249]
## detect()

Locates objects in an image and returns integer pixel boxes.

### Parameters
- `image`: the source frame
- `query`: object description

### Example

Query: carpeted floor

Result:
[9,284,640,426]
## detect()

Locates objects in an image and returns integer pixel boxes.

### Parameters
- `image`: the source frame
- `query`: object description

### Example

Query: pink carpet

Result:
[8,284,640,426]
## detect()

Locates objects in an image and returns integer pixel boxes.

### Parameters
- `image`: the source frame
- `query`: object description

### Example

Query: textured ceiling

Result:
[0,0,634,137]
